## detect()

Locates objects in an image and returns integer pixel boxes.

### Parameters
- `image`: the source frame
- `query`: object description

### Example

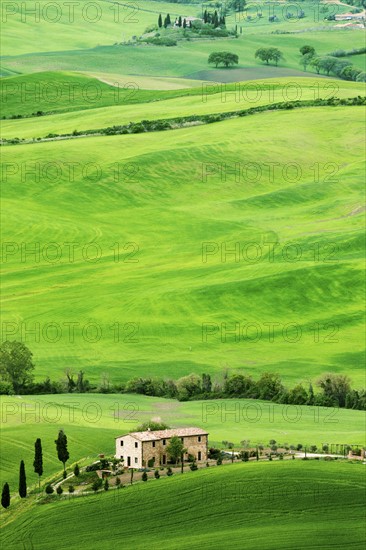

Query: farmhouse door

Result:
[162,455,166,465]
[127,456,131,467]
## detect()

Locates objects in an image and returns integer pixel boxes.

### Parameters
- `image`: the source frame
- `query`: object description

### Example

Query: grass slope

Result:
[2,76,365,139]
[1,106,365,385]
[1,461,365,549]
[2,30,365,78]
[1,391,366,490]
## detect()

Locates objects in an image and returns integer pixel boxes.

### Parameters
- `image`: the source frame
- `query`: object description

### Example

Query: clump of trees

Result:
[208,51,239,68]
[299,44,366,81]
[255,47,283,66]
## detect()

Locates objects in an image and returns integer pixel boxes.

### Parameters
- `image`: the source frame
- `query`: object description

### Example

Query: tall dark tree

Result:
[55,430,69,474]
[33,438,43,489]
[1,483,10,509]
[213,10,219,27]
[178,15,182,27]
[203,9,208,23]
[19,460,27,498]
[166,13,171,25]
[74,464,80,477]
[202,373,212,393]
[158,13,162,28]
[183,18,187,29]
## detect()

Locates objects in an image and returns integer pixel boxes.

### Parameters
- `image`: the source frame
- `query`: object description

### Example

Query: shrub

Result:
[166,467,173,476]
[115,476,121,487]
[91,479,103,492]
[68,485,74,493]
[45,484,54,494]
[216,457,222,465]
[74,464,80,476]
[190,462,198,471]
[62,470,67,479]
[56,486,63,495]
[208,447,221,459]
[142,472,148,482]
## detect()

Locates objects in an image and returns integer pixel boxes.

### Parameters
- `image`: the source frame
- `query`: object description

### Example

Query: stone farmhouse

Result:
[115,427,209,468]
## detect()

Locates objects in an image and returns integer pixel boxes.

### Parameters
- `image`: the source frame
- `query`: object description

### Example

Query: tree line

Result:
[1,341,364,409]
[299,45,366,82]
[1,430,70,509]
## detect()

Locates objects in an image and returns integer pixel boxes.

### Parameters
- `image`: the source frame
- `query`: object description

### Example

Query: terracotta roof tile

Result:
[115,427,208,441]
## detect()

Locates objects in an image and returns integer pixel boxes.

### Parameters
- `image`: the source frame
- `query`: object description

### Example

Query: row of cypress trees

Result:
[1,430,69,509]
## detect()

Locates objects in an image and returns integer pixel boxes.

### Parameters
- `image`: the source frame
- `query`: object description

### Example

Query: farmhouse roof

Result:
[115,427,208,441]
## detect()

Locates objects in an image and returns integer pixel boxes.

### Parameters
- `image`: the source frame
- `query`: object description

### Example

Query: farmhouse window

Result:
[120,441,124,446]
[198,451,202,460]
[135,457,138,464]
[163,439,166,445]
[181,438,184,443]
[198,436,201,442]
[135,442,138,448]
[152,441,156,447]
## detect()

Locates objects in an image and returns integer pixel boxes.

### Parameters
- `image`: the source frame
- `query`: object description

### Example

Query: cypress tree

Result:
[203,9,208,23]
[19,460,27,498]
[55,430,69,474]
[178,15,182,27]
[158,13,162,28]
[74,463,80,477]
[1,483,10,509]
[183,18,187,29]
[33,438,43,489]
[213,11,219,27]
[166,13,171,25]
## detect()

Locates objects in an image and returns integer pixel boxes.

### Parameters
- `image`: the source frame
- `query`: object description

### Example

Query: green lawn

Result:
[1,460,365,549]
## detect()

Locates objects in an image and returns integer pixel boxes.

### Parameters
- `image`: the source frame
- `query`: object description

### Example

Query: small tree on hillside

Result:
[33,438,43,489]
[19,460,27,498]
[1,483,10,509]
[0,341,35,393]
[142,471,148,482]
[158,14,162,28]
[208,52,239,68]
[255,47,283,66]
[166,436,187,464]
[56,485,63,495]
[55,430,69,475]
[178,15,182,27]
[300,45,315,56]
[74,464,80,477]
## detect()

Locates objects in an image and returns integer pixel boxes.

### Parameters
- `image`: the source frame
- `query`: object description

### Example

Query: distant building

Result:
[115,427,209,468]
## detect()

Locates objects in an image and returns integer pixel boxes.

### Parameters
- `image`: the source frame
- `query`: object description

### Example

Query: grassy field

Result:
[2,29,365,78]
[1,393,365,489]
[1,105,365,385]
[2,75,365,139]
[1,460,365,549]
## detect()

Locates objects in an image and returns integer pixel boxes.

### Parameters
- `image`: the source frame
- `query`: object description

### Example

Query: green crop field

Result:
[1,460,365,549]
[1,0,365,546]
[1,393,365,489]
[1,106,365,385]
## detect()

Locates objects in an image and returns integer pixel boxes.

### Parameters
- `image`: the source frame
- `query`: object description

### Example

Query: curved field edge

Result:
[1,461,365,549]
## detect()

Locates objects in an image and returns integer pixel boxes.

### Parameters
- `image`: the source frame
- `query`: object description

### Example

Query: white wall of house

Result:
[115,435,143,468]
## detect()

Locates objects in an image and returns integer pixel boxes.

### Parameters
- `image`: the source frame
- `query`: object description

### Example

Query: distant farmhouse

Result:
[115,427,208,468]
